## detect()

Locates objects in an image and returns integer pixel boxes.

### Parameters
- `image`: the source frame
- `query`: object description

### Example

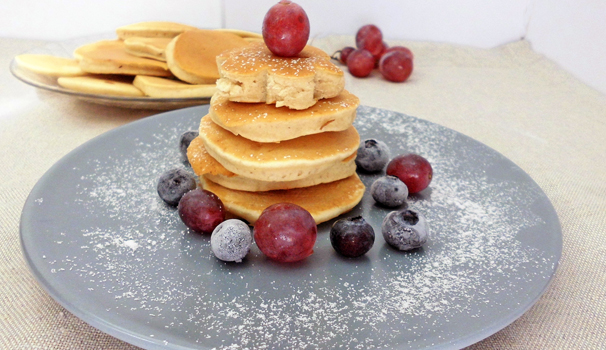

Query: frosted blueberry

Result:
[211,219,253,262]
[355,139,391,172]
[157,168,196,206]
[370,175,408,207]
[382,209,429,250]
[179,130,199,161]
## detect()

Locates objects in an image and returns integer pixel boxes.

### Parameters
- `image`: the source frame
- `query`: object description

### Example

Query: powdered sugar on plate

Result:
[22,106,560,350]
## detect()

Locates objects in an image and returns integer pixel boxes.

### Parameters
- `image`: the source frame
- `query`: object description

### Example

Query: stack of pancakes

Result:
[187,42,366,225]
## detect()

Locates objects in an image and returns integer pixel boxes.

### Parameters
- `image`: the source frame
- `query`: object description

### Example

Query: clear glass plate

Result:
[10,33,210,110]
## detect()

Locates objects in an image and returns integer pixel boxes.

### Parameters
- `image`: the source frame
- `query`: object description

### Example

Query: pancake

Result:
[213,28,263,39]
[57,75,144,97]
[200,174,365,225]
[165,29,250,84]
[198,115,359,182]
[187,137,357,191]
[14,54,86,77]
[133,75,215,98]
[116,21,198,39]
[75,40,172,77]
[209,89,359,142]
[215,42,345,110]
[124,37,172,61]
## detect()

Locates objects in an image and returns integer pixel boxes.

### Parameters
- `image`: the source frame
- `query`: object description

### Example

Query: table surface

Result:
[1,35,605,349]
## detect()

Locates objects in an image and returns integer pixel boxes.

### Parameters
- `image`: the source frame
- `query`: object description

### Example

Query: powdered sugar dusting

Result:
[34,107,559,349]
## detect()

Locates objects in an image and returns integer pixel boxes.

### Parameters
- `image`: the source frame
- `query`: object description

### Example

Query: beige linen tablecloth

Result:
[1,35,605,349]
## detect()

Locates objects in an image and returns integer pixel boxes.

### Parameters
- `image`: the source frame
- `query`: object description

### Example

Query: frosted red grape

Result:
[178,189,226,234]
[386,154,433,194]
[253,203,317,262]
[379,51,413,82]
[347,49,375,77]
[355,24,383,56]
[262,0,310,57]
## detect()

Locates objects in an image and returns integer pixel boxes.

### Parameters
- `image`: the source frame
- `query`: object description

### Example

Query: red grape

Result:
[355,24,383,56]
[386,154,433,194]
[262,0,310,57]
[383,45,414,60]
[178,189,226,234]
[373,42,388,67]
[379,51,413,82]
[253,203,317,262]
[338,46,355,64]
[347,49,375,78]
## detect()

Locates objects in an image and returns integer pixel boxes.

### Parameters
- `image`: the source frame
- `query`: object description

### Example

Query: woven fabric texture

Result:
[1,35,605,349]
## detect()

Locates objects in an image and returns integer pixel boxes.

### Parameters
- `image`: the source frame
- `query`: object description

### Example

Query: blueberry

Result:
[381,209,429,251]
[330,216,375,257]
[370,175,408,207]
[211,219,252,262]
[179,130,199,161]
[157,168,197,206]
[355,138,390,172]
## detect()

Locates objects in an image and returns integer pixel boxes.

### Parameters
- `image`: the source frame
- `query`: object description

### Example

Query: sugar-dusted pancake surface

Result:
[198,115,359,182]
[133,75,215,98]
[75,40,172,77]
[187,137,357,191]
[14,54,86,77]
[209,89,359,142]
[57,75,144,97]
[200,174,365,224]
[124,37,172,61]
[116,21,198,39]
[166,29,250,85]
[215,42,345,110]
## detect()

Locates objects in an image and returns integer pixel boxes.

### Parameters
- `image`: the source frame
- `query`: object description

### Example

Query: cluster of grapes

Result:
[335,24,414,82]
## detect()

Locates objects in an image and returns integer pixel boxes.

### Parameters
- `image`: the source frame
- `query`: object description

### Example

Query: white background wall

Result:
[2,0,605,95]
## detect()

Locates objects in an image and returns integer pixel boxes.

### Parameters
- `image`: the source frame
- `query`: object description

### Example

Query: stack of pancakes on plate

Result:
[187,42,365,224]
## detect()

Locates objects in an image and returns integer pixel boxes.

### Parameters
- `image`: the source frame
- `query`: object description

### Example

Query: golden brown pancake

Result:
[124,37,172,61]
[215,42,344,110]
[116,21,198,39]
[187,137,357,191]
[133,75,215,98]
[200,174,365,225]
[74,40,172,77]
[198,115,359,182]
[209,90,359,142]
[57,75,144,97]
[165,29,250,84]
[14,54,86,77]
[213,28,263,39]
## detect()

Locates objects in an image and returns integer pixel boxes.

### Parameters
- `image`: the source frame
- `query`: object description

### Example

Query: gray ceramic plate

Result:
[21,105,561,350]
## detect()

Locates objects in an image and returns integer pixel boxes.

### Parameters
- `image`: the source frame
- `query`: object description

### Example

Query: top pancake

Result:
[209,89,359,142]
[116,21,198,39]
[166,29,250,84]
[215,42,345,110]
